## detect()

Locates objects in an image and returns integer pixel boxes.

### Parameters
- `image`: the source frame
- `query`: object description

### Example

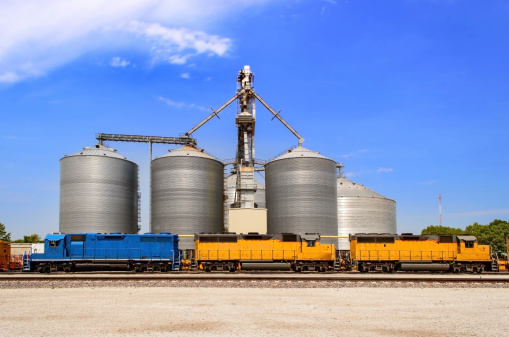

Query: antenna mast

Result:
[438,194,442,227]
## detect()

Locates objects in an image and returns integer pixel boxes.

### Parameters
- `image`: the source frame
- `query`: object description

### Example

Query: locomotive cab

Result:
[40,234,66,259]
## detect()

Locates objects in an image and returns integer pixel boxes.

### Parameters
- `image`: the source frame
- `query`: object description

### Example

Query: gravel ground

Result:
[1,282,508,336]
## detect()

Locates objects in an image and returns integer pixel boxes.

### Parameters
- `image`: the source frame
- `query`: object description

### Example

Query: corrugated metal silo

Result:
[151,145,224,249]
[223,173,266,231]
[337,177,397,250]
[59,144,139,234]
[265,146,338,242]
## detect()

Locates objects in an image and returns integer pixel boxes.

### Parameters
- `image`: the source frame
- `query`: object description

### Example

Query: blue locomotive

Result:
[28,233,180,272]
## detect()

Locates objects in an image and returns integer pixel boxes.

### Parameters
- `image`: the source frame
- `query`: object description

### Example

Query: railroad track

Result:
[1,272,509,283]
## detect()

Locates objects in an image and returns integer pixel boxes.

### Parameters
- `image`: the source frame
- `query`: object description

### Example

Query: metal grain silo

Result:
[265,146,338,242]
[59,144,139,234]
[223,173,266,231]
[337,177,397,250]
[151,145,224,249]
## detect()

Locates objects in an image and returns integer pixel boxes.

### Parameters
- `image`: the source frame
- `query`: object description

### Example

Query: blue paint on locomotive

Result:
[29,233,180,271]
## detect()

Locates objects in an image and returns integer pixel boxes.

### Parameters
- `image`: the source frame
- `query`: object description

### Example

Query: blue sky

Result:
[1,0,508,240]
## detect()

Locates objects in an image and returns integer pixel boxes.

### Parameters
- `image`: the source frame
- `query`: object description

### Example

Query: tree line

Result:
[0,223,43,243]
[421,219,509,252]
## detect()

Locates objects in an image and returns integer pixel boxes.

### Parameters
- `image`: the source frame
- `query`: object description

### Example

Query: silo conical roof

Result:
[65,144,131,161]
[337,177,394,200]
[156,145,220,161]
[269,145,332,162]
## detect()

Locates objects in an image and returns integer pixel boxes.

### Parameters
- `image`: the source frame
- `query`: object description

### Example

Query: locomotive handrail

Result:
[196,249,299,261]
[80,247,177,261]
[357,250,458,261]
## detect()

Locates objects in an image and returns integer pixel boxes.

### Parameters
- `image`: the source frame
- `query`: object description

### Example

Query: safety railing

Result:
[196,250,298,261]
[70,248,179,261]
[355,250,457,261]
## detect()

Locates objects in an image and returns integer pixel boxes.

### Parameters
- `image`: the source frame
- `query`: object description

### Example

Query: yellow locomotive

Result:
[194,233,336,272]
[349,233,493,273]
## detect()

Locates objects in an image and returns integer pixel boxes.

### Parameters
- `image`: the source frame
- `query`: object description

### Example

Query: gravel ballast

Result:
[2,285,508,336]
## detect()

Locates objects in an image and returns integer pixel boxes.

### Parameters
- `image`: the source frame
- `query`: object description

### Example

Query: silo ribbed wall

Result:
[266,150,338,242]
[59,148,139,234]
[337,177,397,250]
[151,147,224,248]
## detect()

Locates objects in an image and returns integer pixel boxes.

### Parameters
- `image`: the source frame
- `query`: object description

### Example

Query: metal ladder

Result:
[21,253,30,272]
[491,254,500,272]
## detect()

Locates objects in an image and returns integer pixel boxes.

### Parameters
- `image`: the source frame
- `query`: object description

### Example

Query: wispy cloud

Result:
[124,21,231,65]
[0,1,268,84]
[180,73,190,79]
[377,167,394,173]
[341,149,369,159]
[158,96,208,111]
[449,209,509,217]
[110,57,130,68]
[2,135,37,141]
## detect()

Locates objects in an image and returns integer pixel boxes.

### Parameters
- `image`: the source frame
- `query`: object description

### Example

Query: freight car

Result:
[347,233,494,273]
[0,240,10,271]
[194,233,336,272]
[28,232,180,273]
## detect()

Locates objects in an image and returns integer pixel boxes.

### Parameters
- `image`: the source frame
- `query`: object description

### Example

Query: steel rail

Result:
[1,273,508,283]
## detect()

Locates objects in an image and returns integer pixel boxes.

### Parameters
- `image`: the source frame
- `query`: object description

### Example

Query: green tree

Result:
[22,234,43,243]
[0,222,11,242]
[465,220,509,252]
[421,225,465,235]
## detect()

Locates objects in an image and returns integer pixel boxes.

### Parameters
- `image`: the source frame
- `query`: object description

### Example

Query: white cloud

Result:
[341,149,369,159]
[110,57,130,68]
[158,96,185,108]
[377,167,394,173]
[180,73,190,79]
[0,0,266,84]
[158,96,208,111]
[0,72,20,83]
[2,135,37,141]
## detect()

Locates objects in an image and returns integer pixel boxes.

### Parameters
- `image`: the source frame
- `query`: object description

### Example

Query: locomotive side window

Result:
[306,240,316,247]
[71,235,85,241]
[49,240,59,247]
[465,241,474,248]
